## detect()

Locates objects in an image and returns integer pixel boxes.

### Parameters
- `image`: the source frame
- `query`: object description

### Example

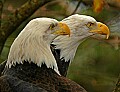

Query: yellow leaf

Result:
[93,0,105,13]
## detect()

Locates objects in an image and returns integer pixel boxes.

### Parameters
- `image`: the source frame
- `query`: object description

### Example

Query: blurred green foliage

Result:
[67,38,120,92]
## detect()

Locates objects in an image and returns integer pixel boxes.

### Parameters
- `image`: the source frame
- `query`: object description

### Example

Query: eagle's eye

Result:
[86,22,95,28]
[50,23,57,30]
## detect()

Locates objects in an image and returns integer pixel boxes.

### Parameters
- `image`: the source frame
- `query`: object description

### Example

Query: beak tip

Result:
[91,22,110,40]
[106,34,109,39]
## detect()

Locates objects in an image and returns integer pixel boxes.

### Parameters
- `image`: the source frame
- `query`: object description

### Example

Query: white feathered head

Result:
[6,18,70,75]
[52,14,110,62]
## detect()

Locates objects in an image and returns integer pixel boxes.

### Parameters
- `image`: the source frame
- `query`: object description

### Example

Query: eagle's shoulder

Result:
[0,75,47,92]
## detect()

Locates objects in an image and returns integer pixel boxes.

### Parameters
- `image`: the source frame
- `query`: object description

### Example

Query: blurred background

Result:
[0,0,120,92]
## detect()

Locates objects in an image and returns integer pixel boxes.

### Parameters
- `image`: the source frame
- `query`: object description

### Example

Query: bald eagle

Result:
[51,14,110,76]
[0,18,87,92]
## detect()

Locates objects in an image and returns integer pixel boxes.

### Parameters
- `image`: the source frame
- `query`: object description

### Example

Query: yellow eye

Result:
[50,23,57,30]
[86,22,94,28]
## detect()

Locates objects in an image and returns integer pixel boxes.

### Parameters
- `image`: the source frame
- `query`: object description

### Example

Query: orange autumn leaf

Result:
[93,0,105,13]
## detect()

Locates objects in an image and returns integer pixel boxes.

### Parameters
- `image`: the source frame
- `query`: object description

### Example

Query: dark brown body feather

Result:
[0,62,86,92]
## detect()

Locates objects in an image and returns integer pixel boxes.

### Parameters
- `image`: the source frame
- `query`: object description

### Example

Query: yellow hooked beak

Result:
[89,22,110,39]
[52,22,70,36]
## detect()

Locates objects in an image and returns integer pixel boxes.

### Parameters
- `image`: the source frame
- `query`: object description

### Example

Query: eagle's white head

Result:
[6,18,70,75]
[52,14,110,62]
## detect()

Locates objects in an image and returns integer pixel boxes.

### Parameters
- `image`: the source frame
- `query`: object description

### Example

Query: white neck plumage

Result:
[52,35,86,62]
[6,31,60,75]
[52,16,93,63]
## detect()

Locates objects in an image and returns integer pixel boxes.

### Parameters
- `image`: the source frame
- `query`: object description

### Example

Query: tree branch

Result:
[71,0,82,15]
[0,0,55,55]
